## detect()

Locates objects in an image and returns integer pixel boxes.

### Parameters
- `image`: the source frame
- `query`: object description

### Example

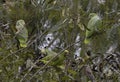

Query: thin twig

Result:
[0,30,48,63]
[28,41,80,81]
[0,47,26,63]
[20,56,41,82]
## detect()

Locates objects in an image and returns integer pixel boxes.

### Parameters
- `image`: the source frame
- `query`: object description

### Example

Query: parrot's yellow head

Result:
[16,19,25,30]
[89,13,97,18]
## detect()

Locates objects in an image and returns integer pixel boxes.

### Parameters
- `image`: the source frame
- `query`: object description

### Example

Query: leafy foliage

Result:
[0,0,120,82]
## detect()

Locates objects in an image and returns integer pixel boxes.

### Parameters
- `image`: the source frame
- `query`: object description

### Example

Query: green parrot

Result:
[15,19,28,47]
[40,49,68,68]
[84,13,102,44]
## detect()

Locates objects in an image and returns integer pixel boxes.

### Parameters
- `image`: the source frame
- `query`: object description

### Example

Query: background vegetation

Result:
[0,0,120,82]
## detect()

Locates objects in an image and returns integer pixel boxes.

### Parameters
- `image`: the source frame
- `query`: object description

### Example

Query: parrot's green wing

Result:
[53,50,68,67]
[16,19,28,47]
[41,49,68,67]
[40,49,58,65]
[84,13,102,44]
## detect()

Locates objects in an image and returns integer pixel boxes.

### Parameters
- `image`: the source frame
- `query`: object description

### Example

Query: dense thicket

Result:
[0,0,120,82]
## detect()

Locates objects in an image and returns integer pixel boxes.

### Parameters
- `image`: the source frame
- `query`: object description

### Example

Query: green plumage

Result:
[41,49,68,67]
[84,13,102,44]
[16,19,28,47]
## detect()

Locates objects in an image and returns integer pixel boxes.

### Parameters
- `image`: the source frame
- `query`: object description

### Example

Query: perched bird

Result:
[15,19,28,47]
[40,49,68,68]
[84,13,103,44]
[83,13,109,56]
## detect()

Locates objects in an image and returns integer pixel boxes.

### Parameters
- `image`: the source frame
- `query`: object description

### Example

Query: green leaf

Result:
[0,69,2,73]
